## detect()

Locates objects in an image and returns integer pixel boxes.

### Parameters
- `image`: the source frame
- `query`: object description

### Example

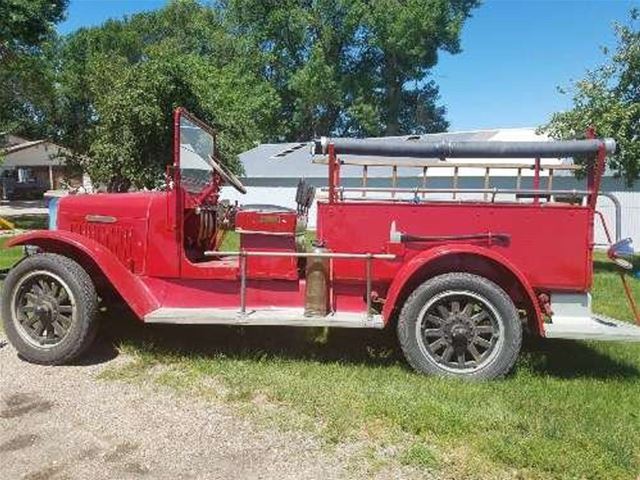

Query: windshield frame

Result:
[173,107,218,196]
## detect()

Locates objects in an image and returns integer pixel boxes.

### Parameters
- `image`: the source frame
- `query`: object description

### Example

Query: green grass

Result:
[0,237,25,270]
[6,214,48,230]
[0,214,47,270]
[219,230,316,252]
[99,251,640,479]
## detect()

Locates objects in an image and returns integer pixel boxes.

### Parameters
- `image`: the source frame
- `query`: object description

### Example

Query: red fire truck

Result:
[2,108,638,380]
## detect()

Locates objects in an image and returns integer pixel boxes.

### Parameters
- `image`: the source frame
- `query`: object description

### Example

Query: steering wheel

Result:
[208,155,247,194]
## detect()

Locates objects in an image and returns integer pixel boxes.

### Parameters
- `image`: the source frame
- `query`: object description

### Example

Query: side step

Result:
[544,314,640,341]
[144,307,384,329]
[544,293,640,341]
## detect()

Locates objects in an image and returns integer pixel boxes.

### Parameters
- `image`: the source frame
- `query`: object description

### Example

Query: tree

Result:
[0,0,67,60]
[224,0,479,139]
[54,0,278,190]
[0,1,67,137]
[2,0,477,191]
[541,9,639,186]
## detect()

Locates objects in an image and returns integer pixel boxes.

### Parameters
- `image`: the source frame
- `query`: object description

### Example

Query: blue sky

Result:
[58,0,637,131]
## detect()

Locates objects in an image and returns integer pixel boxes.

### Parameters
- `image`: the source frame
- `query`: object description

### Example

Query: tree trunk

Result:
[383,57,401,136]
[107,176,131,193]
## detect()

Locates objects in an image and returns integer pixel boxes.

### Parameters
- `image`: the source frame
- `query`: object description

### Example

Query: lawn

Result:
[0,215,48,270]
[100,250,640,479]
[1,222,639,478]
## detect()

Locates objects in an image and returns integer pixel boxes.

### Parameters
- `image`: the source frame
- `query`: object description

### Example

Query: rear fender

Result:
[5,230,159,318]
[382,244,543,334]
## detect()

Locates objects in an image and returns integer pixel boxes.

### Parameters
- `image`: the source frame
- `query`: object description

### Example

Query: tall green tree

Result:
[224,0,479,139]
[0,0,67,137]
[55,0,278,190]
[541,9,639,186]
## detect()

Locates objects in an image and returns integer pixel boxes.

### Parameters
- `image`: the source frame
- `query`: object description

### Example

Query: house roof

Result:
[238,128,572,179]
[2,135,68,168]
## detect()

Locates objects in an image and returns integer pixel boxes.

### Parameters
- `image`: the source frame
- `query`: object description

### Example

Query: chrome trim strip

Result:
[85,214,117,224]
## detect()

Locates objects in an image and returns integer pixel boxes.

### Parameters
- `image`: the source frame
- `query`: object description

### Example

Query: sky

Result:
[58,0,638,131]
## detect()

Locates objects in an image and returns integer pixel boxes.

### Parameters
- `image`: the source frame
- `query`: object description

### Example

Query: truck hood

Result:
[57,191,161,223]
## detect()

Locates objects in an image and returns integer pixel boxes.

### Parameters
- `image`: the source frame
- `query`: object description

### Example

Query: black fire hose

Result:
[313,137,616,159]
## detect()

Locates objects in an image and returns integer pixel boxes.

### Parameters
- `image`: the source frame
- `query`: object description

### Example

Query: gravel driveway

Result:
[0,335,348,480]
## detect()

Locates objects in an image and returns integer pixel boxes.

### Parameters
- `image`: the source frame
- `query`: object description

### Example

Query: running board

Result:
[144,307,384,329]
[544,293,640,341]
[544,314,640,341]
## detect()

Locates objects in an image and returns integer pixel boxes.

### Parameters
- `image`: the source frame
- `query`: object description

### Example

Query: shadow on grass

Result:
[91,308,640,380]
[100,310,402,367]
[520,336,639,380]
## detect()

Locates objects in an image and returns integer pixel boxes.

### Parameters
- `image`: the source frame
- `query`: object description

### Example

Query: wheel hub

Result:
[34,298,58,324]
[451,324,471,348]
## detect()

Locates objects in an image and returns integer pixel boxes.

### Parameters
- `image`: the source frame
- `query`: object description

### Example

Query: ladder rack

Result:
[313,156,582,201]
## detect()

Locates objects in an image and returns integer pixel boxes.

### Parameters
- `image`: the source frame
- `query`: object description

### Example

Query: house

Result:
[1,135,83,199]
[227,128,640,247]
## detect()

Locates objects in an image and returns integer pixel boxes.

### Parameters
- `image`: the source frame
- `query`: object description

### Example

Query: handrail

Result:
[203,250,396,318]
[204,251,396,259]
[321,132,613,206]
[598,192,622,242]
[322,186,591,201]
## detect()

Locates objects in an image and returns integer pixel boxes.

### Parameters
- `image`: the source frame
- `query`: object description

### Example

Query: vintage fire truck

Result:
[2,108,638,380]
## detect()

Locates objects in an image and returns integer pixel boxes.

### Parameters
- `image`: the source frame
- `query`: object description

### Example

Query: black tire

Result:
[2,253,99,365]
[397,272,522,380]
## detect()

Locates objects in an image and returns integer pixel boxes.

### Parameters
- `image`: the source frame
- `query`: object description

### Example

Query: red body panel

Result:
[236,210,298,235]
[57,192,155,274]
[316,201,593,292]
[241,234,299,280]
[236,209,300,280]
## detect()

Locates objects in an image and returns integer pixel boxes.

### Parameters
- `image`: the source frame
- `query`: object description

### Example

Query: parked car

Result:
[1,169,48,200]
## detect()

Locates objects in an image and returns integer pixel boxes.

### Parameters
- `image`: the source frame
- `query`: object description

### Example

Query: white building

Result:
[225,128,639,247]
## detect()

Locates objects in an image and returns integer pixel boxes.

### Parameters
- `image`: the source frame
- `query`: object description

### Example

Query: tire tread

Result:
[1,253,98,365]
[397,272,522,380]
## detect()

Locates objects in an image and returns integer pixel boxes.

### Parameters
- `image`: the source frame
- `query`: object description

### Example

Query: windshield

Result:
[179,115,215,194]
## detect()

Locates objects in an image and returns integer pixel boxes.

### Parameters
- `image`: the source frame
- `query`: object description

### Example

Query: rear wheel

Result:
[2,253,98,365]
[397,273,522,380]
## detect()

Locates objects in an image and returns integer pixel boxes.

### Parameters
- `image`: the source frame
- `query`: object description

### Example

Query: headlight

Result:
[48,197,59,230]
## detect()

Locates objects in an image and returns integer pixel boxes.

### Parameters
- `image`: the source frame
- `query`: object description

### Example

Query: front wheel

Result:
[397,272,522,380]
[2,253,99,365]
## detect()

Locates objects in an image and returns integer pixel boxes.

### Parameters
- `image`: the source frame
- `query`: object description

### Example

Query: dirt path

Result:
[0,336,348,480]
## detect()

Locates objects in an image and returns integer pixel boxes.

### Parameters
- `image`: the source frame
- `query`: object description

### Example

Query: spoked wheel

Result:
[2,253,98,365]
[418,290,503,373]
[397,273,522,380]
[13,271,76,348]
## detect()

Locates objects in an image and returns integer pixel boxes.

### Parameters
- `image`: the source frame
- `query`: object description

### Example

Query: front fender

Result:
[382,244,543,333]
[5,230,159,318]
